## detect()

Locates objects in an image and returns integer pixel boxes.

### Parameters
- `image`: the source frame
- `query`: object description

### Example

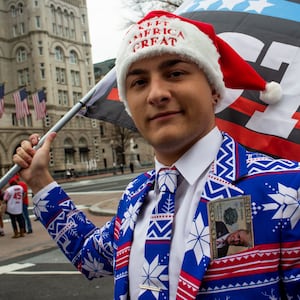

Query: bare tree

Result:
[111,126,137,166]
[120,0,184,27]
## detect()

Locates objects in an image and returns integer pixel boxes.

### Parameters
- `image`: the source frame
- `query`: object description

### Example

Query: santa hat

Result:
[115,10,282,114]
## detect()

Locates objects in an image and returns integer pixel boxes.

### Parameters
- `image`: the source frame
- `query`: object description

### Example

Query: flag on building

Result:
[13,88,30,120]
[81,0,300,161]
[32,89,47,120]
[0,83,4,118]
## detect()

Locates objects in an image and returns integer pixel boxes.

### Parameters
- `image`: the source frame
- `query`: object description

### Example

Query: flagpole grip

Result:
[0,69,116,190]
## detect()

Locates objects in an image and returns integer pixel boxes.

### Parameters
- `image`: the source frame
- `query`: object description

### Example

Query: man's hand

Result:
[13,132,57,194]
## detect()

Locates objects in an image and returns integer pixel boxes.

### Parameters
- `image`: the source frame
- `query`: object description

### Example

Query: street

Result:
[0,248,114,300]
[0,173,143,299]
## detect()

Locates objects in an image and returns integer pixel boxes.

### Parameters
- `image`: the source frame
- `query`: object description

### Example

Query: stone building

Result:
[0,0,154,180]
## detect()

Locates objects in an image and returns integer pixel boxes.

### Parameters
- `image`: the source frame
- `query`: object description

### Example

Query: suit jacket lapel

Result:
[114,170,156,299]
[176,133,248,299]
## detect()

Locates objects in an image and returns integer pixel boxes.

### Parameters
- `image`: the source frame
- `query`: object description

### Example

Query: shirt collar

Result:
[155,127,223,185]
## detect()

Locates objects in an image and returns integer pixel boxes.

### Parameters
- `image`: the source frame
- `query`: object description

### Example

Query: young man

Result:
[12,10,300,299]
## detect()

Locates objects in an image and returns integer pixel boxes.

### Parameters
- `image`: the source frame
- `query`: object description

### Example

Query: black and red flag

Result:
[81,0,300,161]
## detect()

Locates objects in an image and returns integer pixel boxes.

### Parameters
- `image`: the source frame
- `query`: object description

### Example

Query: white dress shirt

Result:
[129,127,223,299]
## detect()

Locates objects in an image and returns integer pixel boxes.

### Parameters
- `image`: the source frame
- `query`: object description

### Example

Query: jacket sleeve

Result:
[279,177,300,295]
[33,182,116,279]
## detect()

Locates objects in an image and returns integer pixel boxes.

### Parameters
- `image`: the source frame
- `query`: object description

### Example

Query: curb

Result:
[88,198,118,216]
[89,204,116,216]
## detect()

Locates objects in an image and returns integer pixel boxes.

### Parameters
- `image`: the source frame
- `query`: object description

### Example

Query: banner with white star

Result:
[83,0,300,161]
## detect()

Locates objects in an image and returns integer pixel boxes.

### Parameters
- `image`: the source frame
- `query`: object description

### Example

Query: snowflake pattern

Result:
[82,252,112,279]
[264,183,300,229]
[33,198,49,220]
[121,201,142,235]
[139,255,168,299]
[186,212,210,264]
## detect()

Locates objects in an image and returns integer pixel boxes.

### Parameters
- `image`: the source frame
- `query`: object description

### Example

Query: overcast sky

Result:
[87,0,126,63]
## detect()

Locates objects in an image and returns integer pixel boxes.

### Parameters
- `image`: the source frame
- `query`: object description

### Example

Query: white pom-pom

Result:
[259,81,282,104]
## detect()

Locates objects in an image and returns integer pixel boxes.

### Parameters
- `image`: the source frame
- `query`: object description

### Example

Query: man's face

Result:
[226,230,251,247]
[125,53,217,165]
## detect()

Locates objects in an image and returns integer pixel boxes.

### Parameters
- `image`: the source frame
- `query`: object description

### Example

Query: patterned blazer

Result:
[34,133,300,299]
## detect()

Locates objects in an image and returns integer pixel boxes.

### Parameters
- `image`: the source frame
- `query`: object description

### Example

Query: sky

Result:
[86,1,127,63]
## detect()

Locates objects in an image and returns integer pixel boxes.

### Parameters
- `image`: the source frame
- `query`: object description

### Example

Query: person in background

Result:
[12,175,33,234]
[12,10,300,299]
[3,177,25,238]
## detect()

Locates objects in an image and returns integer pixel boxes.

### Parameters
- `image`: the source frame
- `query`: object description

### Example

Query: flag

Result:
[82,0,300,161]
[13,88,30,120]
[0,83,4,118]
[80,68,137,131]
[32,89,47,120]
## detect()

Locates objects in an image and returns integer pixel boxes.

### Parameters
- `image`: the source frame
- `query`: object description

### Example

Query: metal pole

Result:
[0,68,116,189]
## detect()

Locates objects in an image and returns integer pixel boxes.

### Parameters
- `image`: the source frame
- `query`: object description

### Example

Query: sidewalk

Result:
[0,191,121,263]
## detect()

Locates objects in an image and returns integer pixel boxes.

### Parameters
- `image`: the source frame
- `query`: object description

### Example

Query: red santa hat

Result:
[115,10,282,114]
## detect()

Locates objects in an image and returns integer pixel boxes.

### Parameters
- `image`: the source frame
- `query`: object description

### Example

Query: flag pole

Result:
[0,68,116,190]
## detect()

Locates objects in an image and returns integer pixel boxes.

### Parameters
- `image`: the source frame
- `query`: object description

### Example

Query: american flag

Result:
[32,89,46,120]
[13,88,30,120]
[0,83,4,118]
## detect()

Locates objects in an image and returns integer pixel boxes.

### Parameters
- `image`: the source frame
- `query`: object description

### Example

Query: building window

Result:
[17,68,30,86]
[13,25,17,37]
[12,113,17,126]
[11,5,17,17]
[20,23,25,35]
[40,63,45,79]
[83,32,87,43]
[27,114,33,126]
[79,137,89,163]
[65,27,70,38]
[58,90,68,106]
[58,25,63,36]
[81,14,86,24]
[72,92,82,105]
[17,3,24,15]
[35,16,41,28]
[69,50,78,64]
[55,47,64,61]
[16,47,27,62]
[56,68,66,84]
[70,29,75,39]
[52,23,57,34]
[70,70,80,86]
[38,46,43,55]
[34,1,39,7]
[64,138,75,165]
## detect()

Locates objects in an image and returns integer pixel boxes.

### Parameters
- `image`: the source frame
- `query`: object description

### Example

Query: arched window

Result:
[64,138,75,165]
[16,47,27,62]
[69,50,78,64]
[79,137,89,163]
[17,3,24,15]
[11,5,17,17]
[55,46,64,61]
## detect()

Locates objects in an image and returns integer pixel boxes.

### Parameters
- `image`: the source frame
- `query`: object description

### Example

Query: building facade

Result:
[0,0,154,180]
